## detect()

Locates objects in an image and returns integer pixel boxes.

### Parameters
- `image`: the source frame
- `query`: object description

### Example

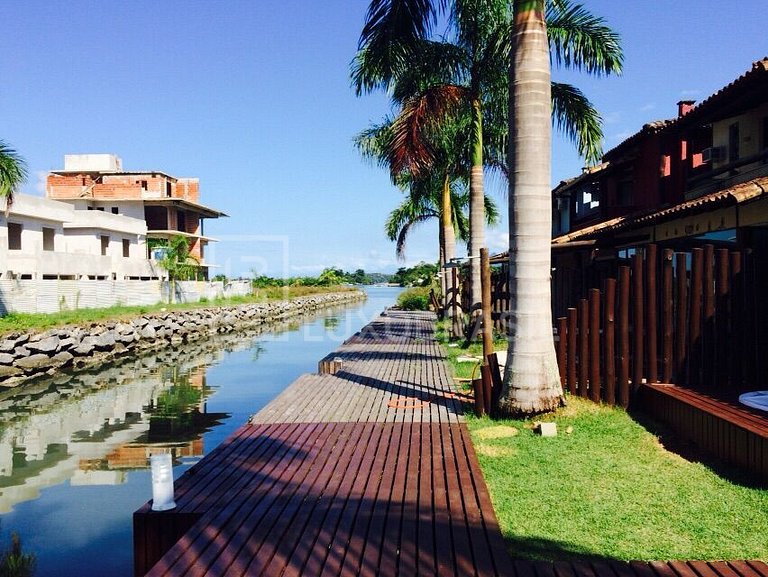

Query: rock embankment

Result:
[0,291,365,387]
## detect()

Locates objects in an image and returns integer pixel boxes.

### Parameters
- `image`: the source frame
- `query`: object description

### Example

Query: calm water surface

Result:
[0,287,400,576]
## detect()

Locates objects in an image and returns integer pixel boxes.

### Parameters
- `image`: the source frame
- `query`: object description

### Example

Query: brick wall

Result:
[176,178,200,202]
[47,173,180,200]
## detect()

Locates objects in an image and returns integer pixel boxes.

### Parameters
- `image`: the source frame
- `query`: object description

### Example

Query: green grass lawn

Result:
[469,399,768,561]
[0,285,356,336]
[435,322,768,562]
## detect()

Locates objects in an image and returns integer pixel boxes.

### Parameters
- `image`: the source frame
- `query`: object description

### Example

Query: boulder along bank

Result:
[0,290,366,388]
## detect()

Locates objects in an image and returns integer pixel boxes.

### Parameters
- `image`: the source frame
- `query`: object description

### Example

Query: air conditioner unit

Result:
[702,146,726,163]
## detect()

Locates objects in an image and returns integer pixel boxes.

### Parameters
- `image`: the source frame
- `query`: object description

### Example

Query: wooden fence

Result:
[551,243,767,408]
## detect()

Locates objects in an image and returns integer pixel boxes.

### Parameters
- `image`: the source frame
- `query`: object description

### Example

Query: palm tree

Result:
[155,236,199,303]
[0,141,27,207]
[354,0,622,320]
[356,117,468,310]
[385,175,499,262]
[498,0,561,417]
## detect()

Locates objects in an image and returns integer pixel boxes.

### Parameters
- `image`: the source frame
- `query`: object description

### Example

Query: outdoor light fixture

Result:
[150,453,176,511]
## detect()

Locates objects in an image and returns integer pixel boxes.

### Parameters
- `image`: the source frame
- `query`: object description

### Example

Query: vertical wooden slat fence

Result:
[546,243,765,408]
[662,249,674,383]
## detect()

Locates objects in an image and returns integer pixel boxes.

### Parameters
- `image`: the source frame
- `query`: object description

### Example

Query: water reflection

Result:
[0,308,352,515]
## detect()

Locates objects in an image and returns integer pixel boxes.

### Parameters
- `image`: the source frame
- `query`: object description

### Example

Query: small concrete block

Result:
[538,422,558,437]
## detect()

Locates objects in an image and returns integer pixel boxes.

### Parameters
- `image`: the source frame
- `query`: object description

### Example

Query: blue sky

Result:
[1,1,765,277]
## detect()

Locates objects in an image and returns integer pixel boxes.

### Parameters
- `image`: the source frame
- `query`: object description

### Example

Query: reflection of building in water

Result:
[0,355,223,513]
[0,308,335,514]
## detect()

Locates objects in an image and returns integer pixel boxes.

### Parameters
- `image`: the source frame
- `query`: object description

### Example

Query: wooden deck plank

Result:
[666,561,699,577]
[230,422,345,576]
[377,420,411,575]
[454,422,501,577]
[277,423,361,577]
[337,422,393,577]
[649,561,679,577]
[417,422,436,576]
[689,561,727,577]
[442,418,477,576]
[315,423,381,577]
[727,561,765,577]
[186,423,324,577]
[606,561,636,577]
[175,423,288,514]
[746,562,768,577]
[243,423,342,575]
[709,562,745,577]
[358,422,403,577]
[280,422,362,576]
[432,422,457,577]
[397,423,421,576]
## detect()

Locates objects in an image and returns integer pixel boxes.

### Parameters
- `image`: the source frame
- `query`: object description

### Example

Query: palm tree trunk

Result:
[441,173,457,319]
[498,0,563,417]
[439,209,446,306]
[468,97,485,324]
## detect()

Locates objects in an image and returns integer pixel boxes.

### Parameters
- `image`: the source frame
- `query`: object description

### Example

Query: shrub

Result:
[397,287,432,311]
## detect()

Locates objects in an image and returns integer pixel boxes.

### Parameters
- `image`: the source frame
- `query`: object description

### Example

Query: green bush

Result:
[397,287,432,311]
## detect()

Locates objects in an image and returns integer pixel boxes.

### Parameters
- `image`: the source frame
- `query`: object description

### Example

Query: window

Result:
[660,154,671,177]
[140,180,148,190]
[111,207,119,214]
[728,122,739,162]
[177,211,186,232]
[101,235,109,256]
[166,182,172,197]
[122,239,130,258]
[575,182,600,217]
[8,223,22,250]
[43,227,55,251]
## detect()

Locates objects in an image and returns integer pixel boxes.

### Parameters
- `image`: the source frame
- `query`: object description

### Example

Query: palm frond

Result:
[552,81,603,164]
[354,121,395,171]
[389,84,469,177]
[546,0,623,76]
[0,141,27,206]
[452,0,509,67]
[385,193,438,260]
[483,193,500,225]
[390,40,469,103]
[353,0,448,95]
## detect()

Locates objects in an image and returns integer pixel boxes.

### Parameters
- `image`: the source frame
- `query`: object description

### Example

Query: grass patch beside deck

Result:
[469,399,768,561]
[0,285,356,336]
[435,322,768,561]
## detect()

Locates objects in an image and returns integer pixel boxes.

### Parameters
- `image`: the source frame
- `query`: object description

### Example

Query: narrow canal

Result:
[0,287,401,576]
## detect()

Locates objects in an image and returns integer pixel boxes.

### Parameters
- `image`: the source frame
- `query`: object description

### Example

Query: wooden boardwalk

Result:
[134,310,508,576]
[134,310,768,577]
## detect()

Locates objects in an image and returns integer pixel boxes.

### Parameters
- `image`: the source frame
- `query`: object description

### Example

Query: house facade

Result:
[46,154,226,280]
[552,57,768,250]
[0,194,158,280]
[544,58,768,320]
